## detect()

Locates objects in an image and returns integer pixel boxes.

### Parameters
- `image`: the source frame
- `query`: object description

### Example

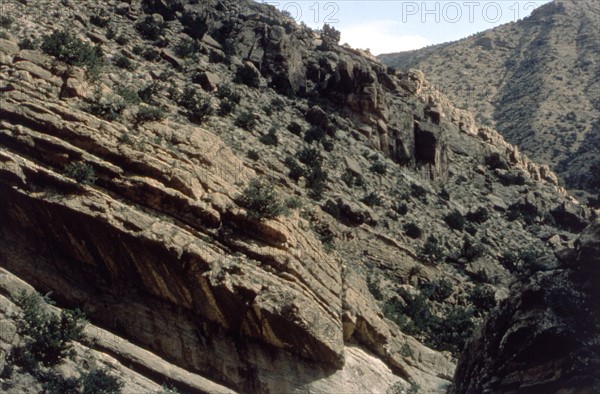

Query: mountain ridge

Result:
[379,0,600,200]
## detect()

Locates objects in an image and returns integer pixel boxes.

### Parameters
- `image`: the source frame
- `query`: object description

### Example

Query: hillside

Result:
[379,0,600,200]
[0,0,595,393]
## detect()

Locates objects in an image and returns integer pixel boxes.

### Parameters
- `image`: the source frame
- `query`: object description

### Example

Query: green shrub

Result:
[18,37,38,50]
[395,203,408,215]
[115,35,129,45]
[370,160,387,175]
[304,125,326,143]
[322,137,335,152]
[179,87,214,124]
[106,25,117,40]
[485,152,509,170]
[284,156,304,181]
[247,149,260,161]
[113,54,137,70]
[404,222,422,239]
[466,207,490,224]
[285,196,302,210]
[429,306,476,355]
[82,368,123,394]
[419,235,444,263]
[507,203,538,225]
[361,192,382,207]
[469,285,496,314]
[461,237,484,262]
[14,291,86,367]
[216,84,241,104]
[287,121,303,136]
[43,372,81,394]
[138,81,161,104]
[216,84,241,115]
[297,146,322,165]
[410,184,428,200]
[41,30,103,69]
[367,276,383,301]
[142,47,160,61]
[499,251,519,271]
[271,97,286,111]
[132,45,145,55]
[0,15,14,29]
[218,100,234,116]
[235,110,257,131]
[90,13,110,28]
[135,106,166,123]
[322,199,340,220]
[85,94,126,121]
[115,86,141,105]
[306,165,328,200]
[444,210,465,231]
[341,170,364,188]
[497,170,527,186]
[429,278,453,302]
[136,15,165,40]
[173,37,202,58]
[259,126,279,146]
[320,23,340,50]
[238,178,286,220]
[64,162,97,184]
[262,104,273,116]
[438,187,450,201]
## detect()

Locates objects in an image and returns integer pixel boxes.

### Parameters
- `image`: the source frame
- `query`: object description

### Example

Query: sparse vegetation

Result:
[173,37,202,58]
[64,162,97,184]
[179,87,214,124]
[238,178,286,220]
[485,152,509,170]
[135,106,166,124]
[235,110,257,131]
[41,30,103,70]
[259,126,279,146]
[466,207,490,224]
[113,54,137,70]
[81,368,123,394]
[247,149,260,161]
[404,222,422,239]
[370,159,387,175]
[18,37,38,50]
[90,13,110,28]
[361,192,382,207]
[85,93,126,121]
[136,15,165,40]
[419,235,444,263]
[13,291,86,367]
[444,210,465,231]
[287,121,303,136]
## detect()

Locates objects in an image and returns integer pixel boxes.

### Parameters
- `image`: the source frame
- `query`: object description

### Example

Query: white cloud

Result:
[340,20,432,55]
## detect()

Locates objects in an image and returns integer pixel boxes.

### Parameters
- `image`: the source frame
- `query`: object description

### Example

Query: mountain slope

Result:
[379,0,600,199]
[0,0,593,393]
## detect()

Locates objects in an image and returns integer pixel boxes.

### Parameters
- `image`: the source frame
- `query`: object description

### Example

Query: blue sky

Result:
[261,1,552,54]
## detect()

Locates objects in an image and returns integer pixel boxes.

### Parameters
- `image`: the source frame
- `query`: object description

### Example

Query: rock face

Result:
[380,0,600,198]
[0,0,592,393]
[450,219,600,393]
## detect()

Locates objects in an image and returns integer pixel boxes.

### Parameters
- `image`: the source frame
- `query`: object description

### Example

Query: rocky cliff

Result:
[0,0,594,393]
[450,219,600,393]
[380,0,600,200]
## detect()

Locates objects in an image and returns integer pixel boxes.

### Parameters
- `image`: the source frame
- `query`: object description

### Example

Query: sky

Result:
[261,1,553,54]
